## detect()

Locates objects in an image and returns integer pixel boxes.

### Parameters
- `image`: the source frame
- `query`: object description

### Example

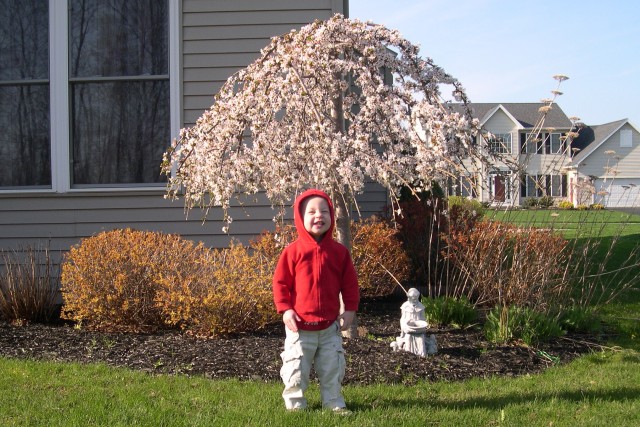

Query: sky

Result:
[349,0,640,126]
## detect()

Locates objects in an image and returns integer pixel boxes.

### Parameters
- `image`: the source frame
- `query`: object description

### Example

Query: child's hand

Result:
[339,311,356,331]
[283,309,301,332]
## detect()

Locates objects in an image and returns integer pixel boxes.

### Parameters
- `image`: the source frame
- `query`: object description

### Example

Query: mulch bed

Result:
[0,297,601,385]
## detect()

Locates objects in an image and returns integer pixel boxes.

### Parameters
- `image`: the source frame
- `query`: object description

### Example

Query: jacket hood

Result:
[293,189,335,243]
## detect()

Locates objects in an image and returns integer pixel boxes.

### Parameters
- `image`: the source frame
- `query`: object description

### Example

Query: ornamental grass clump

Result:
[444,220,569,310]
[484,305,564,345]
[421,295,477,329]
[0,245,59,324]
[557,305,603,335]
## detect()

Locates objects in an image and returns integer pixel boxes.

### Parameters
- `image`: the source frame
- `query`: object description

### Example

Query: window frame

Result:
[454,174,478,198]
[487,132,512,154]
[521,132,566,155]
[520,174,567,198]
[1,0,180,194]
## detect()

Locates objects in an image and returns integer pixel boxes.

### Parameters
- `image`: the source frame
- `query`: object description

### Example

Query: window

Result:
[454,174,477,198]
[620,129,632,148]
[1,0,178,191]
[520,132,566,154]
[487,133,512,154]
[0,1,50,187]
[520,174,567,197]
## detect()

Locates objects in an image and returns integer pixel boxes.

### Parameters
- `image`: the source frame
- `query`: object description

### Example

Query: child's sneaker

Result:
[287,402,307,412]
[331,407,353,415]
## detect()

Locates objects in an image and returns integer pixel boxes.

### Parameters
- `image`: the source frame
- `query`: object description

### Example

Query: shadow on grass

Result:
[352,386,640,413]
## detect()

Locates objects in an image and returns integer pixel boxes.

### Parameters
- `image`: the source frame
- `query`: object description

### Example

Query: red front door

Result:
[494,175,505,202]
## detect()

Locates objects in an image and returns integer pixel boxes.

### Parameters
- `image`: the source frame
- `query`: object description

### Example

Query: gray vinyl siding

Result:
[482,110,518,167]
[578,124,640,179]
[182,0,343,124]
[0,192,281,264]
[0,0,349,259]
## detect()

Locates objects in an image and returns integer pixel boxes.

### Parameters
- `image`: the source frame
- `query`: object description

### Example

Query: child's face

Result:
[302,196,331,240]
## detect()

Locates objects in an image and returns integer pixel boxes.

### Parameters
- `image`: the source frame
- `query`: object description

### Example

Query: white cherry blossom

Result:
[162,14,480,244]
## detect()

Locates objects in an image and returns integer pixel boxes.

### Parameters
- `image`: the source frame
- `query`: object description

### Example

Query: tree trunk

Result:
[330,76,359,338]
[333,192,359,338]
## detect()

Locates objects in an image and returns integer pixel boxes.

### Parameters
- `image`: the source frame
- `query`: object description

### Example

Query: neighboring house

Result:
[1,0,376,262]
[449,103,640,208]
[451,103,575,207]
[564,119,640,208]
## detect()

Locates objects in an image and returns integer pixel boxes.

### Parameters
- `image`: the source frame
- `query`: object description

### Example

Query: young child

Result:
[272,189,360,413]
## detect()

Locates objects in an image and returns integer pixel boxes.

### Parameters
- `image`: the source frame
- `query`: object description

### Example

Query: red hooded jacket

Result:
[272,189,360,331]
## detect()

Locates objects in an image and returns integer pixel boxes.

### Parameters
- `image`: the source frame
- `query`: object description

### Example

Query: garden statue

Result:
[391,288,437,357]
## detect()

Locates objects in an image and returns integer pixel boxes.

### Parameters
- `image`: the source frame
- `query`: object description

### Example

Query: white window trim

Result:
[523,132,564,155]
[50,3,69,193]
[487,132,512,154]
[523,174,566,198]
[2,0,180,195]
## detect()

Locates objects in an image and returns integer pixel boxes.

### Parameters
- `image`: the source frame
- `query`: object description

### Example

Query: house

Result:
[450,103,576,207]
[447,102,639,208]
[564,119,640,208]
[1,0,371,262]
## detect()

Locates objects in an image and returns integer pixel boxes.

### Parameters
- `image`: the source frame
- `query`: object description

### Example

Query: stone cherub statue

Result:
[391,288,437,357]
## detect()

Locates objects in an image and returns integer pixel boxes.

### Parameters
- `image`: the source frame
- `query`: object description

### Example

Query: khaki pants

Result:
[279,322,346,410]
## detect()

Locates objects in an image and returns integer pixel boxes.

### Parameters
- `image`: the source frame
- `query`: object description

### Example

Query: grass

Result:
[489,209,640,239]
[1,209,638,426]
[1,350,639,426]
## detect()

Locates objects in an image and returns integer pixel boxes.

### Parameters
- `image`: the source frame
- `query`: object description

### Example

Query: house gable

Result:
[571,119,640,179]
[480,105,524,130]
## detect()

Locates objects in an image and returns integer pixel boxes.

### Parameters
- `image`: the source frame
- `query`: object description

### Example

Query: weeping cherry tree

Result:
[163,14,479,250]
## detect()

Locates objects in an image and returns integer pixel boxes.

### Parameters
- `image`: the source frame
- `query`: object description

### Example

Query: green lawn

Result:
[1,209,638,426]
[488,209,640,239]
[2,350,639,426]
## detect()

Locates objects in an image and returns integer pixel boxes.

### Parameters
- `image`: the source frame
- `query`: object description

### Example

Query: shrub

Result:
[447,196,486,217]
[577,204,590,210]
[523,197,539,208]
[0,245,59,324]
[157,241,280,337]
[61,229,207,332]
[351,218,410,297]
[446,196,485,234]
[444,220,569,309]
[558,200,574,210]
[421,296,477,328]
[590,203,605,210]
[387,192,446,291]
[538,196,555,208]
[484,305,564,345]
